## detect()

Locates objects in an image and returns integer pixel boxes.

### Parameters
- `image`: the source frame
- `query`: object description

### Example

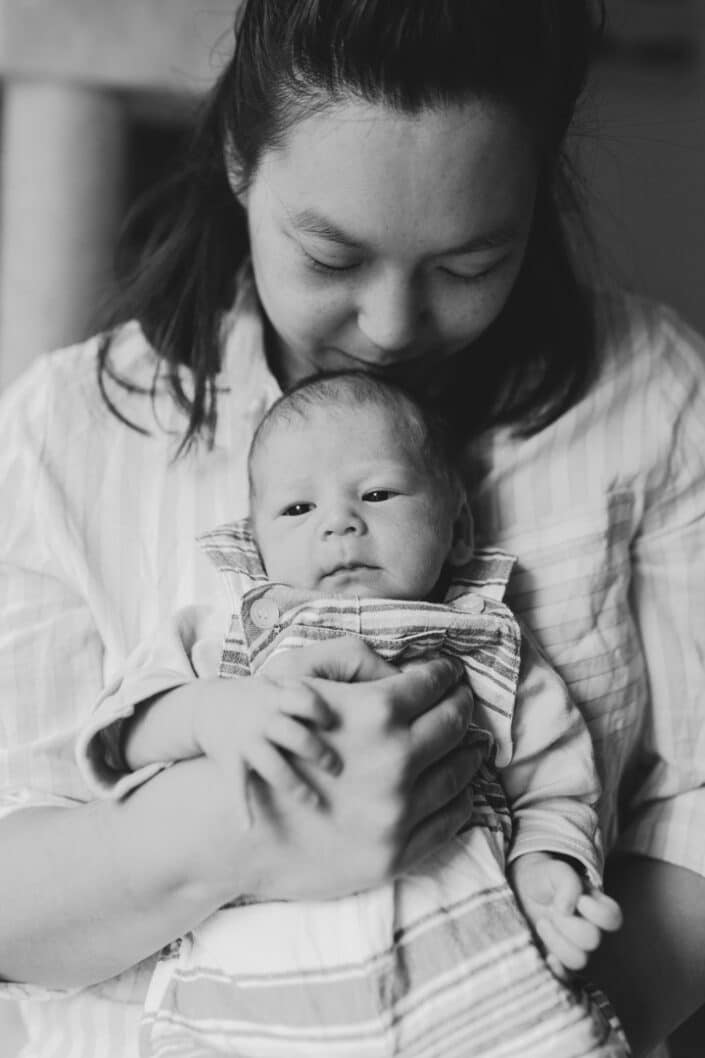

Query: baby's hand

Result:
[509,852,622,980]
[193,674,342,827]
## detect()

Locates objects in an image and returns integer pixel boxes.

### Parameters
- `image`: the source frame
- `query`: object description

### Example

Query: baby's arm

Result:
[499,628,621,973]
[76,605,341,825]
[128,674,341,825]
[509,852,622,978]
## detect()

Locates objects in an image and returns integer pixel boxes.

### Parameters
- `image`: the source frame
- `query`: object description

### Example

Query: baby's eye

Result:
[281,502,313,517]
[363,489,396,503]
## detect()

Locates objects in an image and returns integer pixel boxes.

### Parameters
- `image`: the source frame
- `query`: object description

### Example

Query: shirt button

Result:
[250,597,280,629]
[457,593,485,615]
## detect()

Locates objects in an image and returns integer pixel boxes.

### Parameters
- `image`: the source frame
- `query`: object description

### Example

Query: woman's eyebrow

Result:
[291,209,362,248]
[291,208,522,254]
[442,223,523,255]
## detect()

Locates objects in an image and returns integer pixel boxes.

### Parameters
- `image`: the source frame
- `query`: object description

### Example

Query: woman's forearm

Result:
[0,651,477,990]
[0,757,256,988]
[588,854,705,1057]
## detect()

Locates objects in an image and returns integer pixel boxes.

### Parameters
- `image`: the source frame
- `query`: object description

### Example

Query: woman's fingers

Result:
[389,656,467,726]
[274,678,336,728]
[406,678,475,774]
[244,740,321,806]
[265,713,341,775]
[410,741,484,824]
[397,740,484,866]
[258,647,480,879]
[266,636,397,683]
[231,756,255,830]
[399,781,475,870]
[304,655,470,765]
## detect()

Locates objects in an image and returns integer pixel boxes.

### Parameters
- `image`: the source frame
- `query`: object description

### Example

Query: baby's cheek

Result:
[402,552,447,600]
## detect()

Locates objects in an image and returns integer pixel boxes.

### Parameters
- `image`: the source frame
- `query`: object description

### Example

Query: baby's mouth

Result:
[324,562,376,576]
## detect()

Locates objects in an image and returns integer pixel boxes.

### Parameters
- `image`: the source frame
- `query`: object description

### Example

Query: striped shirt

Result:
[1,267,703,1055]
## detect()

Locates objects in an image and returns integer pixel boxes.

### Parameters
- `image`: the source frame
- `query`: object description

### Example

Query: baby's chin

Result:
[314,566,428,600]
[316,566,390,597]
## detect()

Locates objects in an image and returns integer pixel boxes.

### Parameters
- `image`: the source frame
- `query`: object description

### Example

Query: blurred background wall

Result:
[0,0,236,389]
[0,1,704,1055]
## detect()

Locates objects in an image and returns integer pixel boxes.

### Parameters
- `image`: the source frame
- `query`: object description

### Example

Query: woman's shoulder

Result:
[0,321,159,441]
[577,289,705,496]
[594,288,705,393]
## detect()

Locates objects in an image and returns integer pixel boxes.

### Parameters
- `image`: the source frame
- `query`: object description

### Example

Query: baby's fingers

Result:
[246,741,321,807]
[576,891,623,932]
[266,713,341,775]
[277,679,336,729]
[536,913,601,972]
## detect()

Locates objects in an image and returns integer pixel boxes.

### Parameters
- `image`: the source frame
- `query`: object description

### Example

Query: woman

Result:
[0,2,703,1056]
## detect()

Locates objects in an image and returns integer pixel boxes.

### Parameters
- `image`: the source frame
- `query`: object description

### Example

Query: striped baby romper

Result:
[139,521,629,1058]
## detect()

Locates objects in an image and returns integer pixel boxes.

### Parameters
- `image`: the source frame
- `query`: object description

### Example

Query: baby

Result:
[77,372,627,1058]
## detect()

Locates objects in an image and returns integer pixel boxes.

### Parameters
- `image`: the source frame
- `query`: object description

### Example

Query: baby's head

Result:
[247,372,473,599]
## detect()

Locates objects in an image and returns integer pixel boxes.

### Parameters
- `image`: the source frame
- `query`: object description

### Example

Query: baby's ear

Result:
[448,498,474,567]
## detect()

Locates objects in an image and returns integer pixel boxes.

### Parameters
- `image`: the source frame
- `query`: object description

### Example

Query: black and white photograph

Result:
[0,2,704,1056]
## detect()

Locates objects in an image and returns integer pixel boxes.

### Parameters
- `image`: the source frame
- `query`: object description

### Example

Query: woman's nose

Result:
[357,271,420,353]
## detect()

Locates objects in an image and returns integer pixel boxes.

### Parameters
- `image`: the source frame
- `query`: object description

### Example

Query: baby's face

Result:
[250,403,457,599]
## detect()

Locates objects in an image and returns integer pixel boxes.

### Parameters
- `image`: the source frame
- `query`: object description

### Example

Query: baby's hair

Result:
[248,371,462,506]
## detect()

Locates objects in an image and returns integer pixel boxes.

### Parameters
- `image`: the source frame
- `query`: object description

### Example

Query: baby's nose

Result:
[322,508,365,537]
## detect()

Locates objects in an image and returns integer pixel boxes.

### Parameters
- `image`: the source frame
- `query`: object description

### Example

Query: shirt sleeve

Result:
[502,629,603,887]
[0,357,106,819]
[614,309,705,876]
[75,604,227,799]
[0,358,108,1002]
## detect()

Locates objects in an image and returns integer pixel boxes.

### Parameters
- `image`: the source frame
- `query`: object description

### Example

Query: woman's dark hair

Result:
[98,0,605,455]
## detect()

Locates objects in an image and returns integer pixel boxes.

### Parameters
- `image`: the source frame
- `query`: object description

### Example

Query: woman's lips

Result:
[328,349,428,372]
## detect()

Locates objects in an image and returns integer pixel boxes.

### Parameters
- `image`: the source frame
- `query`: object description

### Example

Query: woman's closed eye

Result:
[439,253,510,284]
[301,247,361,276]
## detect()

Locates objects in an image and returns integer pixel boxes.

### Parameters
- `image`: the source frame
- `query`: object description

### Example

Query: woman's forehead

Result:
[252,97,537,258]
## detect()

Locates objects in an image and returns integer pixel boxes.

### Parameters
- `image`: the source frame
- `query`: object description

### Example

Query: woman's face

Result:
[239,97,538,390]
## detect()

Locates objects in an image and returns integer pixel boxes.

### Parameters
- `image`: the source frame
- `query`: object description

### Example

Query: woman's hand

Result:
[236,636,480,900]
[193,671,342,826]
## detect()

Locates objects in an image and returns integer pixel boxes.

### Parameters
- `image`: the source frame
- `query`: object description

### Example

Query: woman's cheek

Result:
[448,279,513,345]
[291,282,352,337]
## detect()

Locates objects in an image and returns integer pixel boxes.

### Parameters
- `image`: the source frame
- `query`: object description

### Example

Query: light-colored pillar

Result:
[0,79,126,389]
